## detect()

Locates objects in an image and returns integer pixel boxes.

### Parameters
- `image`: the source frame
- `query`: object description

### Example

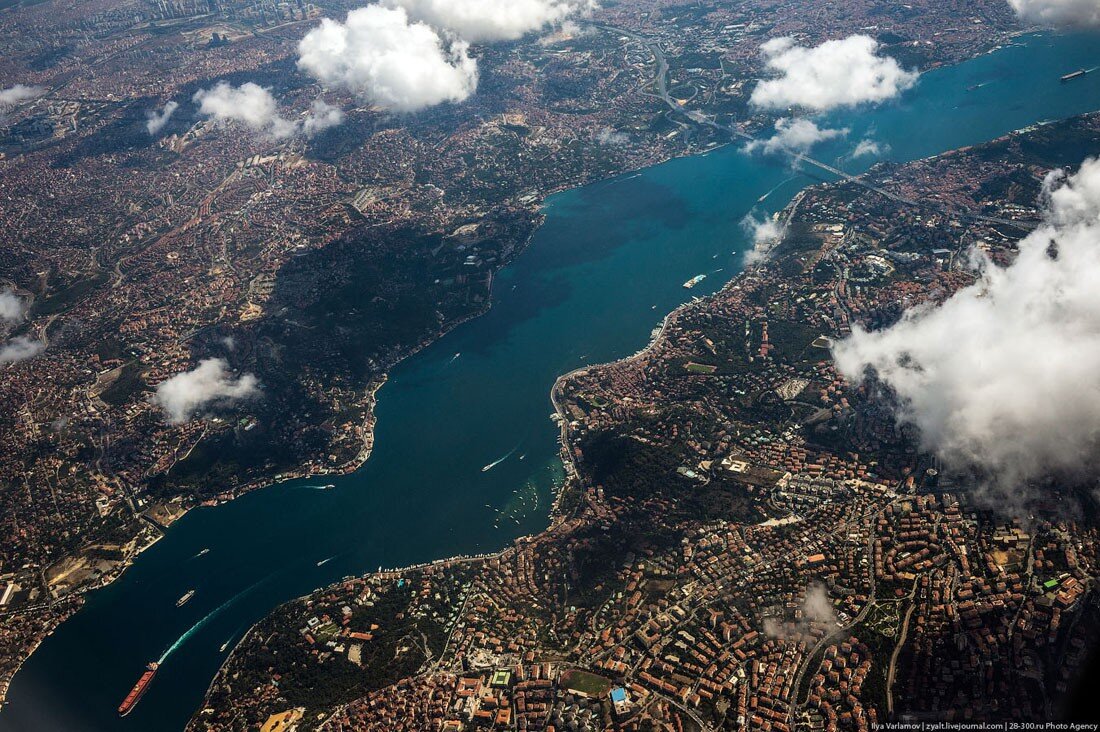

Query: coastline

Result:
[192,151,814,730]
[0,155,669,712]
[2,20,1065,720]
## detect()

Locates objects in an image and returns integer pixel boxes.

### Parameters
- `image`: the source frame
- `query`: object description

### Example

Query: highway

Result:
[601,24,1035,232]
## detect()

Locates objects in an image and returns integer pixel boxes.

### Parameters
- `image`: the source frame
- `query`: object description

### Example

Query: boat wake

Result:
[447,352,461,364]
[157,574,273,664]
[481,442,522,473]
[757,176,797,204]
[316,554,340,567]
[219,623,246,653]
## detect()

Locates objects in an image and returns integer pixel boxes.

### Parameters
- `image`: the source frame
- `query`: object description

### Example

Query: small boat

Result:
[219,640,232,653]
[176,590,195,607]
[482,449,516,472]
[316,556,336,567]
[195,548,209,558]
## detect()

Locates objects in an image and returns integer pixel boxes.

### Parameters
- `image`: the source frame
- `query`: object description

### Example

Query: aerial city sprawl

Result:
[0,0,1098,730]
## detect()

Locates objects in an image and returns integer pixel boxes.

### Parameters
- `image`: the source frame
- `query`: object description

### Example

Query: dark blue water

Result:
[2,31,1098,732]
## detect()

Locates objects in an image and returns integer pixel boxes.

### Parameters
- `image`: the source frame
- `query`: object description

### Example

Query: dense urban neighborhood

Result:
[0,0,1097,728]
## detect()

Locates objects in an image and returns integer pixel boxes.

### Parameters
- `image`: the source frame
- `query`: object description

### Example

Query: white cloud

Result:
[595,127,628,146]
[297,6,478,112]
[850,138,886,159]
[764,584,837,639]
[745,117,848,155]
[193,83,342,139]
[1008,0,1100,27]
[541,19,595,44]
[153,357,259,424]
[803,584,837,626]
[193,82,296,139]
[0,84,43,107]
[0,289,28,323]
[741,212,788,266]
[834,157,1100,491]
[146,101,178,135]
[751,35,918,112]
[0,336,44,364]
[383,0,594,42]
[302,99,344,136]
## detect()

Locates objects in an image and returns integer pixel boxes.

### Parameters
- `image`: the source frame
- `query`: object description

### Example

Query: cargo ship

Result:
[176,589,195,607]
[1061,69,1087,83]
[683,274,707,289]
[118,662,158,716]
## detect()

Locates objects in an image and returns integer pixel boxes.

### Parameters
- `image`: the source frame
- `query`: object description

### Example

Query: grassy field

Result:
[685,362,718,374]
[560,669,614,698]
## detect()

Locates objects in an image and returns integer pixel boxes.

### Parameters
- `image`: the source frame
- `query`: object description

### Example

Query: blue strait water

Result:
[2,31,1098,732]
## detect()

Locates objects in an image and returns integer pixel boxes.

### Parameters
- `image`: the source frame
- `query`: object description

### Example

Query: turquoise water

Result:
[2,31,1098,732]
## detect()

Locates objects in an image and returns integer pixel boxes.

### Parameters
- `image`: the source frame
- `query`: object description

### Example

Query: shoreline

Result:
[194,142,814,731]
[0,154,675,713]
[0,22,1044,717]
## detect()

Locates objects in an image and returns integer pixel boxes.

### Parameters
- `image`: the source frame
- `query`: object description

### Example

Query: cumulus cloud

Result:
[0,84,43,107]
[0,289,28,323]
[153,357,259,424]
[751,35,918,112]
[741,212,788,265]
[745,117,848,156]
[850,138,886,159]
[0,336,44,364]
[302,99,344,136]
[298,6,478,112]
[194,82,295,139]
[146,101,178,135]
[193,83,342,139]
[1008,0,1100,27]
[834,157,1100,491]
[383,0,594,42]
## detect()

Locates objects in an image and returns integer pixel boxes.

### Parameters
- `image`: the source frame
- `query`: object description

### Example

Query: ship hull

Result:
[118,665,158,716]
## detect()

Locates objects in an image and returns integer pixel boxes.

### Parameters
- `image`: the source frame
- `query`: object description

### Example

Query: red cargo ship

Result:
[118,662,158,716]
